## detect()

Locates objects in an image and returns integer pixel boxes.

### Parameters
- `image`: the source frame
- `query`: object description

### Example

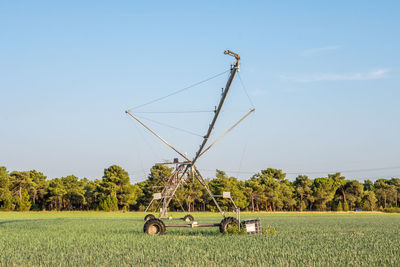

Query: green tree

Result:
[82,179,100,210]
[1,164,397,212]
[176,174,203,212]
[344,180,363,210]
[343,200,349,211]
[293,175,313,211]
[388,178,400,207]
[245,179,265,212]
[60,175,86,210]
[47,178,67,210]
[99,194,118,211]
[10,171,33,200]
[363,179,374,191]
[100,165,131,208]
[280,180,296,211]
[362,190,377,211]
[17,189,32,211]
[99,198,110,211]
[107,194,118,211]
[251,168,294,211]
[102,165,130,192]
[374,179,397,208]
[129,165,170,211]
[331,173,347,209]
[0,167,13,210]
[119,184,142,210]
[208,170,248,211]
[260,168,286,181]
[312,177,337,211]
[337,201,343,211]
[28,170,48,210]
[10,171,42,210]
[148,165,173,185]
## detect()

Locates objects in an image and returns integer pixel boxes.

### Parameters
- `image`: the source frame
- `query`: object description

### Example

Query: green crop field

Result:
[0,212,399,266]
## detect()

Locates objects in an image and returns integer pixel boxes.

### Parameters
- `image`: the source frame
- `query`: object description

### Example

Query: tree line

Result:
[0,165,399,212]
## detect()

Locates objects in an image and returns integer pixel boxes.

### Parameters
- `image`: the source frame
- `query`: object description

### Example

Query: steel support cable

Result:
[197,108,255,158]
[235,112,255,178]
[127,69,230,111]
[133,110,214,114]
[129,123,150,180]
[127,117,158,159]
[133,109,249,114]
[238,72,255,108]
[135,114,203,137]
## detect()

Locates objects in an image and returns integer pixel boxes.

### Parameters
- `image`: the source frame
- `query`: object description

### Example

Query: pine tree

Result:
[337,201,343,211]
[343,200,349,212]
[0,167,13,210]
[17,190,32,211]
[108,194,118,211]
[0,193,12,210]
[99,199,110,211]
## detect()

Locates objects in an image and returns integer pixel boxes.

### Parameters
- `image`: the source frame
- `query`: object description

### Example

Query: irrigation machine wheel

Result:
[183,214,195,222]
[143,218,166,235]
[219,217,239,233]
[144,214,156,221]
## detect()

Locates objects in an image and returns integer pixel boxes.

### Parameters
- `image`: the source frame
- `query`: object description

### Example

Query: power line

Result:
[197,165,400,176]
[128,166,400,178]
[127,69,229,111]
[286,166,400,175]
[128,166,400,177]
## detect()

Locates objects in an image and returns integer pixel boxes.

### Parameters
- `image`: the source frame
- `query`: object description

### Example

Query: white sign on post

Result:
[153,193,162,200]
[246,223,256,233]
[222,192,231,198]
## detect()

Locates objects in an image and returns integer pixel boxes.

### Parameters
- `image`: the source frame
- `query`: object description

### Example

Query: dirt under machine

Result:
[126,50,261,235]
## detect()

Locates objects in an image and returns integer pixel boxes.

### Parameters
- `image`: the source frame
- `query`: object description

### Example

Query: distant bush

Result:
[226,224,246,235]
[384,207,400,213]
[263,225,277,235]
[343,201,349,212]
[99,194,118,212]
[336,201,343,211]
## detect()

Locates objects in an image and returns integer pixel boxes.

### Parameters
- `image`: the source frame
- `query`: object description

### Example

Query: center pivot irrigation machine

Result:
[126,50,261,235]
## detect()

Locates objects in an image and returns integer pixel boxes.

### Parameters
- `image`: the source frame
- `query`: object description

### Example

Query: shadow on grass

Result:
[105,226,221,236]
[165,229,221,237]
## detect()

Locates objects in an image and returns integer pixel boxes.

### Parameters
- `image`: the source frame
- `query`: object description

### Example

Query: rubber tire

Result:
[183,214,194,222]
[219,217,239,233]
[144,214,156,221]
[143,218,166,235]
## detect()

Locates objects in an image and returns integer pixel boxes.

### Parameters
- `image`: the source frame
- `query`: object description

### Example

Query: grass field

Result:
[0,212,399,266]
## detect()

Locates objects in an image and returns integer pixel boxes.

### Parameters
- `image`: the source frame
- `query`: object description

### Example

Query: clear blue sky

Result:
[1,1,399,182]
